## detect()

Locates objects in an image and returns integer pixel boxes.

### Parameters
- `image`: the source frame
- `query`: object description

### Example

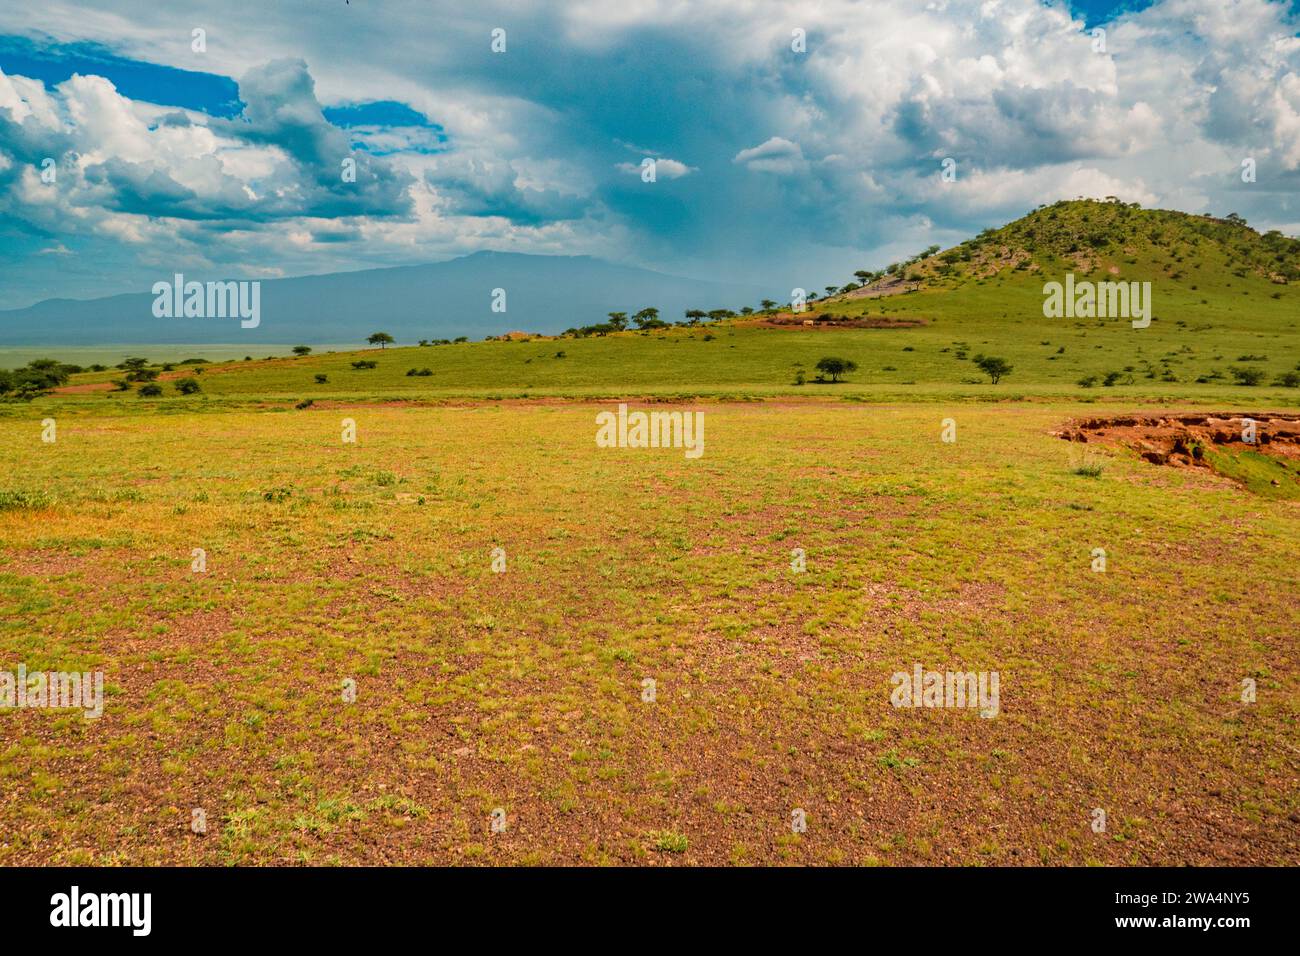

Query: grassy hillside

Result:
[8,200,1300,407]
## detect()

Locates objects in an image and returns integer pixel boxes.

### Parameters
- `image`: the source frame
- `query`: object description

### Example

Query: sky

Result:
[1,0,1299,310]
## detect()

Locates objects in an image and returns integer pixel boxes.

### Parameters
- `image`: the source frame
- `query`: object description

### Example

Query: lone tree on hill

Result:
[367,332,394,349]
[292,345,312,356]
[975,355,1013,384]
[814,357,858,383]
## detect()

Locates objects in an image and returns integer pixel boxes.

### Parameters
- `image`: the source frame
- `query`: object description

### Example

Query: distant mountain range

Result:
[0,251,782,345]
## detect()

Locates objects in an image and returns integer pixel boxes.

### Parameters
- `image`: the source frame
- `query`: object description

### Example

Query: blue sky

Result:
[1,0,1299,309]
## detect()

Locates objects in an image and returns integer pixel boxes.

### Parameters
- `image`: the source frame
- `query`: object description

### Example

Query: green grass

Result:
[30,311,1298,407]
[1201,445,1300,500]
[0,400,1296,865]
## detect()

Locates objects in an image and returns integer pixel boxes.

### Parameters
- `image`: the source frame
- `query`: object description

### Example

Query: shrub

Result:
[138,383,163,397]
[0,489,57,510]
[1230,366,1266,386]
[174,377,201,395]
[351,360,378,370]
[649,831,688,853]
[314,374,328,384]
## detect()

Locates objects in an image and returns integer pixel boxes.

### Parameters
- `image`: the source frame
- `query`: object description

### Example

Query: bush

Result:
[0,489,57,511]
[138,383,164,397]
[405,367,433,377]
[351,360,378,370]
[1272,371,1300,388]
[314,374,328,384]
[1230,366,1266,386]
[1077,375,1099,388]
[174,377,201,395]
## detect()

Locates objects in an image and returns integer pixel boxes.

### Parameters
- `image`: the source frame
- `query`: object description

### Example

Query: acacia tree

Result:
[975,355,1013,384]
[292,345,312,356]
[367,332,394,349]
[814,357,858,383]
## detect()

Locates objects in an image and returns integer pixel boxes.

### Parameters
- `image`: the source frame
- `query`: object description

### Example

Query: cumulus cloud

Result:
[1,0,1300,307]
[429,152,590,222]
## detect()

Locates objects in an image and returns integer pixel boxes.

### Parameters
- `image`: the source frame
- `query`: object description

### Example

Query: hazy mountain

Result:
[0,251,782,345]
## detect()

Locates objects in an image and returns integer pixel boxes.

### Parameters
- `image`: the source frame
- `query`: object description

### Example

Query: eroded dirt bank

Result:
[1056,411,1300,497]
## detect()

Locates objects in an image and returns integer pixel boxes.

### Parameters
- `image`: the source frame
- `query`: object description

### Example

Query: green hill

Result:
[14,200,1300,407]
[832,199,1300,295]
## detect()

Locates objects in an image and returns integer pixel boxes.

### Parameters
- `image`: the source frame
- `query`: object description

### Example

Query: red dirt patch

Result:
[1055,411,1300,475]
[738,314,927,330]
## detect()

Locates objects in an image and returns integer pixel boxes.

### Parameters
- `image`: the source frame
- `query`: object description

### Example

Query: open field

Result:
[36,316,1300,405]
[1,398,1297,865]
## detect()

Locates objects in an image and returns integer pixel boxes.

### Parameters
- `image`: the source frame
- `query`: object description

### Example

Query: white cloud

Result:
[615,157,695,179]
[2,0,1300,304]
[733,137,807,175]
